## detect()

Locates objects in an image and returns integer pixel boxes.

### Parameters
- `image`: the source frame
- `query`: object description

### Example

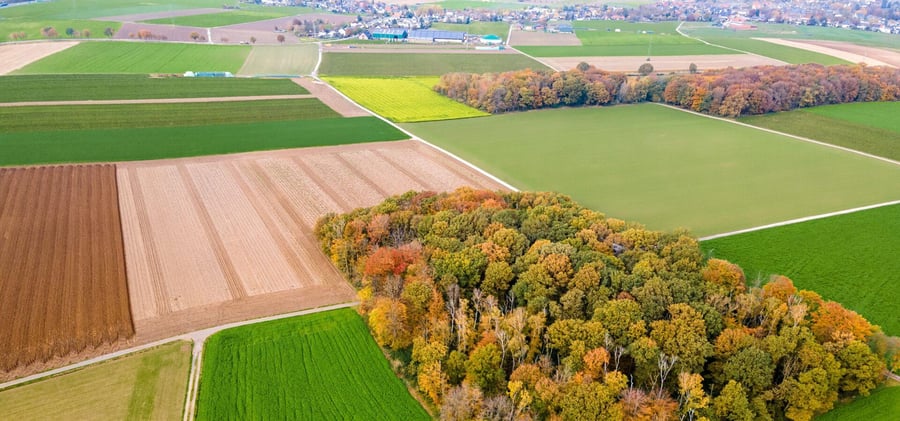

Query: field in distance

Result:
[14,42,250,74]
[818,382,900,421]
[739,102,900,161]
[701,203,900,336]
[143,8,304,27]
[0,341,191,420]
[430,21,510,36]
[319,52,548,76]
[325,76,489,122]
[196,308,430,420]
[238,44,319,76]
[0,75,307,102]
[403,104,900,236]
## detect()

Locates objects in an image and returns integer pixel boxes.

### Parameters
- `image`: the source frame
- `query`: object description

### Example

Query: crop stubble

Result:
[0,165,132,375]
[120,140,507,342]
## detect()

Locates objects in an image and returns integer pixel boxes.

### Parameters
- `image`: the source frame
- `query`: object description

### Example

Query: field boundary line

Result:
[309,76,520,192]
[506,45,560,71]
[0,94,315,107]
[655,103,900,167]
[699,199,900,241]
[675,22,789,65]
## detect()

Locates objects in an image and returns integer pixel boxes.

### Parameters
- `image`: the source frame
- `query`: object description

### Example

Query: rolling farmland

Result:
[0,165,132,375]
[0,341,191,420]
[325,76,489,122]
[319,52,549,76]
[518,21,730,56]
[120,140,507,342]
[403,104,900,236]
[196,308,430,420]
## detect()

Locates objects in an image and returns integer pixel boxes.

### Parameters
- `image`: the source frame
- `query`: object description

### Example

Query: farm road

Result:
[0,94,314,107]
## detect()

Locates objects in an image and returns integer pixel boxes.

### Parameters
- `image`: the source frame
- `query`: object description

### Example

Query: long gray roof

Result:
[408,29,466,40]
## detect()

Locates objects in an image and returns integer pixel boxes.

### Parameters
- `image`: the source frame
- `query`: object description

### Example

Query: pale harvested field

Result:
[114,22,206,42]
[544,53,785,72]
[509,29,582,46]
[292,77,371,117]
[94,8,224,22]
[0,42,78,75]
[238,44,319,75]
[120,140,506,342]
[758,38,900,68]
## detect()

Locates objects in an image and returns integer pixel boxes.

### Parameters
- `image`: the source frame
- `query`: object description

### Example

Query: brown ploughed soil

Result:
[0,42,79,75]
[0,165,133,378]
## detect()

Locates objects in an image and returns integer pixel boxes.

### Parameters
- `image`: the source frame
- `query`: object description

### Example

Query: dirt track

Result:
[119,140,507,345]
[292,77,370,117]
[0,42,79,75]
[543,53,785,72]
[753,38,897,67]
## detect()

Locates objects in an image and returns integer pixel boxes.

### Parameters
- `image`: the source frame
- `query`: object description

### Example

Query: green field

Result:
[818,383,900,421]
[238,44,319,76]
[740,102,900,161]
[143,9,302,27]
[0,341,191,420]
[431,21,510,37]
[14,42,250,74]
[518,21,731,56]
[701,203,900,335]
[326,76,488,122]
[0,116,404,165]
[196,308,429,420]
[319,52,548,76]
[0,99,333,132]
[0,74,306,102]
[403,104,900,236]
[431,0,528,10]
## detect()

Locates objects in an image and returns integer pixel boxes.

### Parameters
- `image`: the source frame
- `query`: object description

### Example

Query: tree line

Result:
[316,188,897,421]
[434,63,900,117]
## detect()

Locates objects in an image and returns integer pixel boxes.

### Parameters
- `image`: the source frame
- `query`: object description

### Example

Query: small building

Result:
[557,23,574,33]
[480,34,503,45]
[184,71,234,78]
[408,29,466,43]
[371,28,407,41]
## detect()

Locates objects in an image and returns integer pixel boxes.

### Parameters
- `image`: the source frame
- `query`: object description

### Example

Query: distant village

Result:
[243,0,900,41]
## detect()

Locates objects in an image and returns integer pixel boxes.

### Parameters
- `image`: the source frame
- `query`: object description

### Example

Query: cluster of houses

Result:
[364,28,504,46]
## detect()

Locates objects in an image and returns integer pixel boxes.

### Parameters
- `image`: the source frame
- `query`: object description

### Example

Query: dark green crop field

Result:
[319,52,548,76]
[196,308,429,420]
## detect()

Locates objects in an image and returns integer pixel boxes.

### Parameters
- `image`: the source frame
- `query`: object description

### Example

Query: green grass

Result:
[684,36,849,65]
[431,21,510,37]
[0,117,406,165]
[143,10,300,27]
[701,204,900,336]
[516,44,732,57]
[0,99,334,132]
[326,76,489,122]
[0,341,191,420]
[319,52,548,76]
[196,308,430,420]
[817,383,900,421]
[740,102,900,161]
[14,41,250,74]
[431,0,529,10]
[0,74,307,102]
[238,44,319,76]
[403,104,900,236]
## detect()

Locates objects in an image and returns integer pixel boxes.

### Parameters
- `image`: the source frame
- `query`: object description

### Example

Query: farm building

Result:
[408,29,466,43]
[480,34,503,45]
[371,28,407,41]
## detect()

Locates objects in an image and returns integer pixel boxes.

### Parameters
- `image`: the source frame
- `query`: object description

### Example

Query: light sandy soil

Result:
[119,140,507,343]
[0,42,79,75]
[509,29,582,46]
[94,8,226,22]
[293,77,371,117]
[543,53,785,72]
[753,38,897,67]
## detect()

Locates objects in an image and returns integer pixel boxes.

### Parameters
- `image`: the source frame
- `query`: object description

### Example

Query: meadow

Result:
[0,117,406,165]
[326,76,489,122]
[14,42,250,74]
[319,52,548,76]
[430,21,510,36]
[701,203,900,336]
[144,9,304,27]
[0,341,191,420]
[517,21,730,56]
[403,104,900,236]
[195,308,430,420]
[238,44,319,76]
[0,74,306,102]
[679,33,848,65]
[0,99,335,132]
[436,0,528,10]
[818,383,900,421]
[740,102,900,161]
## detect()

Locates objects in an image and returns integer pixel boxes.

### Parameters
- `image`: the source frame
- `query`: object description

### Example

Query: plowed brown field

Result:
[120,140,507,342]
[0,165,133,374]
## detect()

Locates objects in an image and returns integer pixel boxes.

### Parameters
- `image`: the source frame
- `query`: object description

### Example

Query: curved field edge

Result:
[0,117,407,165]
[0,75,308,102]
[0,341,191,420]
[325,76,489,122]
[195,308,429,420]
[700,203,900,336]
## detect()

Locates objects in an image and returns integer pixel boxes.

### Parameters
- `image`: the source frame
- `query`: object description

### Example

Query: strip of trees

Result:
[317,188,896,421]
[434,63,900,117]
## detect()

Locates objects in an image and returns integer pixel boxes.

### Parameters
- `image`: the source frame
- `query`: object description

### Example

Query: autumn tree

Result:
[638,62,654,76]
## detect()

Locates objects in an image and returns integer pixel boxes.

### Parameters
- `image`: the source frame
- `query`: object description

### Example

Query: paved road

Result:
[0,94,314,107]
